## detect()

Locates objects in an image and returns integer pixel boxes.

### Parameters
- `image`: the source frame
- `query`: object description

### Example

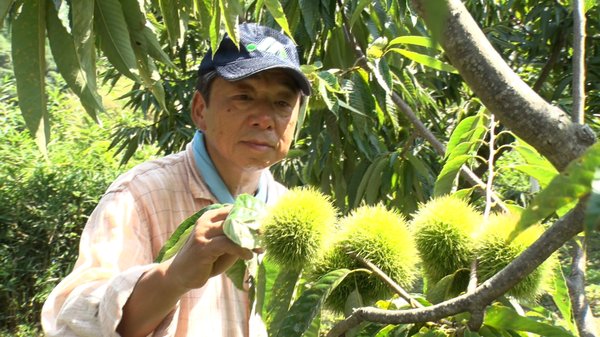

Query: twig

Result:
[350,253,423,309]
[572,0,586,124]
[484,114,496,220]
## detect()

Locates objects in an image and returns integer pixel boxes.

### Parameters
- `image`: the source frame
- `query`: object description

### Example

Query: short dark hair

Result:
[195,70,218,106]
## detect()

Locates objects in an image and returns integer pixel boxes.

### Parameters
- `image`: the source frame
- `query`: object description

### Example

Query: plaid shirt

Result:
[41,142,286,337]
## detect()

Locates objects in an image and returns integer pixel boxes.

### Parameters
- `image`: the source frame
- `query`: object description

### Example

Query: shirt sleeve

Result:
[41,186,178,337]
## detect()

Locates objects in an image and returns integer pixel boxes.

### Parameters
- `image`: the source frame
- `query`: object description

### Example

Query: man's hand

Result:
[165,205,254,291]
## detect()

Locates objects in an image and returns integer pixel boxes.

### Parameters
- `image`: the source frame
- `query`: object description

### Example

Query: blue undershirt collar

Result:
[192,130,268,204]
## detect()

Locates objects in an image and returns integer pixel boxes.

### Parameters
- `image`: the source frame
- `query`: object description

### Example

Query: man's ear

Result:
[191,91,207,131]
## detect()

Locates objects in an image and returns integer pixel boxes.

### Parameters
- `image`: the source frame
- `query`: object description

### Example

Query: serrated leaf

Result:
[511,142,600,240]
[386,48,458,73]
[47,2,104,123]
[95,0,140,81]
[584,169,600,234]
[12,0,48,153]
[484,305,575,337]
[275,269,369,337]
[387,35,443,51]
[263,0,293,39]
[159,0,182,47]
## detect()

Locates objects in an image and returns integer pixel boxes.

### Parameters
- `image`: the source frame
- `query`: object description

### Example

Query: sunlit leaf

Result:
[219,0,239,47]
[263,0,293,39]
[511,142,600,240]
[484,305,575,337]
[12,0,48,153]
[387,35,443,51]
[386,48,458,73]
[210,1,222,55]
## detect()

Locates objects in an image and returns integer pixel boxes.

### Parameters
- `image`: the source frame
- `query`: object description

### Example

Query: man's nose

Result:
[249,99,275,129]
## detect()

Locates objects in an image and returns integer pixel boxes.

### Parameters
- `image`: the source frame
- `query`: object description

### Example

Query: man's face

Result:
[192,69,302,172]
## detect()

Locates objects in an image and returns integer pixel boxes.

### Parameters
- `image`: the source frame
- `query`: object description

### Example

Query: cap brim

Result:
[215,57,312,96]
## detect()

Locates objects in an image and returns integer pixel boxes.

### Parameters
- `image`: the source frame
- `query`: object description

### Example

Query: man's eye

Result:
[275,100,291,108]
[234,94,252,101]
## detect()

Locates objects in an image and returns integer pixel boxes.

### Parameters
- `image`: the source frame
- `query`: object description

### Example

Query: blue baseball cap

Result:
[198,23,311,96]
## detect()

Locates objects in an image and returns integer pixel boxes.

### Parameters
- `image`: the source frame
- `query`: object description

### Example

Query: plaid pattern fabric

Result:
[41,142,286,337]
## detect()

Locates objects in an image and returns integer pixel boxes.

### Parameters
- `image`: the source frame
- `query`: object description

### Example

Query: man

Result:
[41,22,311,337]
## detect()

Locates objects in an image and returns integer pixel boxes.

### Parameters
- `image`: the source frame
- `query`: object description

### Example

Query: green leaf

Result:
[275,269,369,337]
[511,142,600,240]
[484,305,575,337]
[445,114,486,158]
[548,264,576,333]
[159,0,182,47]
[433,154,472,196]
[266,268,302,334]
[584,169,600,234]
[354,155,388,207]
[226,259,247,290]
[142,26,176,68]
[0,0,14,28]
[255,256,280,318]
[133,45,168,111]
[210,0,222,55]
[426,269,469,304]
[71,0,100,114]
[155,204,224,262]
[94,0,140,81]
[263,0,293,39]
[386,48,458,73]
[349,0,370,28]
[46,2,104,123]
[299,0,318,38]
[387,35,443,51]
[12,0,48,153]
[513,139,558,188]
[218,0,239,47]
[223,194,266,250]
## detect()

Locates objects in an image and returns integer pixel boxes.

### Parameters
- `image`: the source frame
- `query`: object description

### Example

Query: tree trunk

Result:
[411,0,596,171]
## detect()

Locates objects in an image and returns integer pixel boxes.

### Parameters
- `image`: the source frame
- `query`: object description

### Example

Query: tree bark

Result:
[411,0,596,171]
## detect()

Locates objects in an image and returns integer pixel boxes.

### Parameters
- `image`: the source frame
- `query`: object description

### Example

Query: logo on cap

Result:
[246,37,289,60]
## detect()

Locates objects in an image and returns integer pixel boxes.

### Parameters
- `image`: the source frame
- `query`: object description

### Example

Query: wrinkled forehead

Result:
[242,69,302,94]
